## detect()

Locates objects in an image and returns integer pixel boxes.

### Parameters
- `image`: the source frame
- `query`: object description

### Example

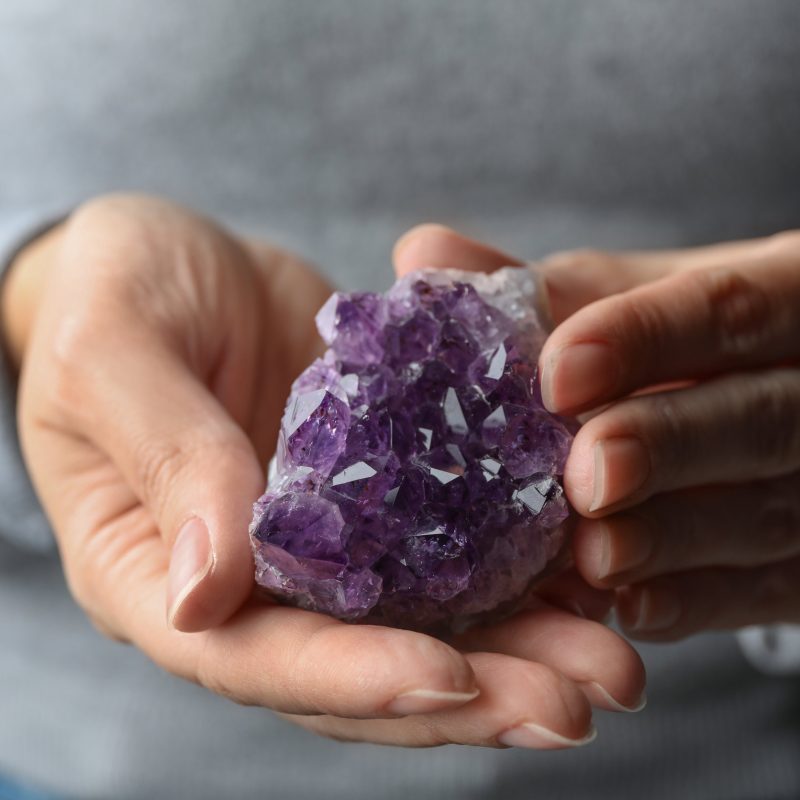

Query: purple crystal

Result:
[250,267,574,631]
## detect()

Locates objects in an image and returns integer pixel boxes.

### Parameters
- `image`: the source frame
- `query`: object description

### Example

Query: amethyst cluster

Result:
[250,267,573,631]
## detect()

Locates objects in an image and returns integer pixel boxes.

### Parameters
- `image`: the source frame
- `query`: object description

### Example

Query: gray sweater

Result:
[1,2,799,798]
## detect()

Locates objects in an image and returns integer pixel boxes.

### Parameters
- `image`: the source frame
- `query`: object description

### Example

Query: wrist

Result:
[1,222,64,374]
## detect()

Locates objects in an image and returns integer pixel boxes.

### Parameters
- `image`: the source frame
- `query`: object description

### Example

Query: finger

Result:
[534,566,615,622]
[564,368,800,515]
[615,556,800,641]
[532,235,779,325]
[539,242,800,414]
[140,578,480,717]
[104,357,261,633]
[191,606,479,717]
[605,235,780,273]
[22,424,480,719]
[573,474,800,588]
[392,224,522,277]
[456,606,646,713]
[538,249,676,325]
[286,651,595,749]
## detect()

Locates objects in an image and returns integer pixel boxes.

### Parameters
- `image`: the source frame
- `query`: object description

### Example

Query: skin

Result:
[394,224,800,642]
[1,194,645,751]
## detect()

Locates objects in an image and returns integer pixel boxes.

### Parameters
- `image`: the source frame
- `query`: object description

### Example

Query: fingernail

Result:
[585,681,648,713]
[167,517,214,628]
[590,437,650,512]
[595,518,655,581]
[526,262,555,331]
[540,342,618,413]
[387,688,480,716]
[621,586,682,634]
[498,722,597,750]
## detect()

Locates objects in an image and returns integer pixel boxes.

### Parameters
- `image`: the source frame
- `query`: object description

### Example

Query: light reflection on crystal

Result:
[486,342,507,380]
[429,467,461,484]
[285,389,326,436]
[340,374,359,396]
[480,458,501,474]
[445,443,467,467]
[330,461,378,486]
[515,476,555,515]
[418,427,433,450]
[443,387,468,435]
[383,486,400,505]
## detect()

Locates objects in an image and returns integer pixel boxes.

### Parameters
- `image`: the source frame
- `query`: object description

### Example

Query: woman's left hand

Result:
[396,225,800,642]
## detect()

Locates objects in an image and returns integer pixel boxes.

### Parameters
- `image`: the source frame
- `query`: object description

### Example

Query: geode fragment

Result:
[249,267,573,631]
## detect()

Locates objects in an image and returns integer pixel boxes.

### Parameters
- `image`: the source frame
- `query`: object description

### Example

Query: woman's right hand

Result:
[4,197,645,749]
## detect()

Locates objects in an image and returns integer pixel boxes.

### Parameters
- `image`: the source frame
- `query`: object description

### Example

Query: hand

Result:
[538,233,800,640]
[3,197,644,749]
[412,226,800,640]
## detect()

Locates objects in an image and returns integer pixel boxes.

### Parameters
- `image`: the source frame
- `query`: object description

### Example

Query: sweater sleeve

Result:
[0,210,60,553]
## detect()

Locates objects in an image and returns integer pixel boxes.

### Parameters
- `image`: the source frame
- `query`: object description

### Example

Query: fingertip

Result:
[392,224,521,277]
[298,623,479,718]
[539,340,621,417]
[553,613,648,713]
[167,505,257,633]
[168,551,253,633]
[393,628,479,701]
[563,432,597,516]
[392,223,455,276]
[534,566,615,620]
[571,518,613,588]
[616,582,684,640]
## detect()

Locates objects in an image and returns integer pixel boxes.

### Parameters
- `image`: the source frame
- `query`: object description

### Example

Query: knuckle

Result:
[194,641,253,707]
[284,626,338,712]
[136,430,255,521]
[764,229,800,256]
[742,372,800,474]
[613,511,661,575]
[66,193,149,243]
[46,315,98,414]
[136,437,196,508]
[756,502,800,560]
[644,501,696,572]
[639,392,695,487]
[546,248,617,270]
[609,295,670,377]
[39,304,129,429]
[196,666,249,706]
[298,625,401,708]
[691,267,774,358]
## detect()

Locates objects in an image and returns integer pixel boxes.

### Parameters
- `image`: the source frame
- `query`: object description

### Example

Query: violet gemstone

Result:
[250,267,574,631]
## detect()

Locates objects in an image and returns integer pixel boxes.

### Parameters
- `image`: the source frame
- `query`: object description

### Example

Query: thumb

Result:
[391,226,680,327]
[70,338,263,633]
[392,224,522,277]
[390,225,628,330]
